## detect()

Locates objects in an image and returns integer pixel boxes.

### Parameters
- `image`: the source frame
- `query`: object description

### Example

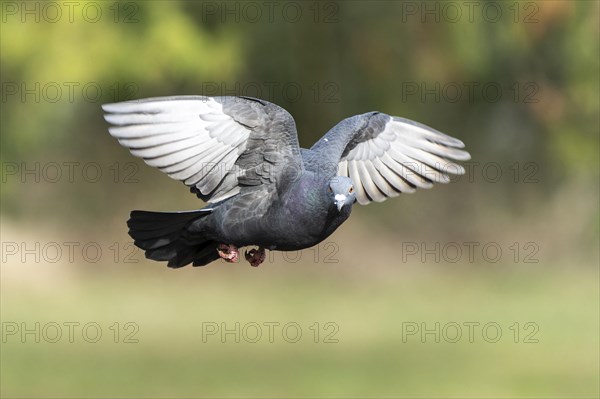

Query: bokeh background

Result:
[1,1,598,398]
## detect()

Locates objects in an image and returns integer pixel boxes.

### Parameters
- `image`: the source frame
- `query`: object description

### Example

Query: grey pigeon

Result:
[102,96,471,268]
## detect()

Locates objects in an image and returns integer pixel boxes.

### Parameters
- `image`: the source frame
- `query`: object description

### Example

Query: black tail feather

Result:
[127,209,219,268]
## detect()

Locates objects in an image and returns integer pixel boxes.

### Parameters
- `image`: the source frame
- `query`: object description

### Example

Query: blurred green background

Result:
[1,1,598,398]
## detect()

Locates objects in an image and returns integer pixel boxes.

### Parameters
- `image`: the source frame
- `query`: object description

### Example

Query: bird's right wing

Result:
[103,96,304,204]
[308,112,470,205]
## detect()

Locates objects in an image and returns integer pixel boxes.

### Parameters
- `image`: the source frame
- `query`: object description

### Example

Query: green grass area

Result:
[2,259,598,398]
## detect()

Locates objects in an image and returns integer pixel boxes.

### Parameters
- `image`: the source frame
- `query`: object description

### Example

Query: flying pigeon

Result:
[102,96,470,268]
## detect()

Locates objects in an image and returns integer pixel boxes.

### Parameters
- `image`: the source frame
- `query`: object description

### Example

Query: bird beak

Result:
[334,194,346,212]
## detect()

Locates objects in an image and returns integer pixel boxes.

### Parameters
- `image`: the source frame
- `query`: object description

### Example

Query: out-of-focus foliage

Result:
[2,1,597,169]
[2,1,241,155]
[2,0,597,261]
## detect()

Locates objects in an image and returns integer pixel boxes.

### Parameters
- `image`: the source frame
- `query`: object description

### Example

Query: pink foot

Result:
[217,244,239,263]
[245,247,266,267]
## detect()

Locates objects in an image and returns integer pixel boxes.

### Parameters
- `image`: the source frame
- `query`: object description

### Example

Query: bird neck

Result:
[273,171,352,245]
[286,172,351,220]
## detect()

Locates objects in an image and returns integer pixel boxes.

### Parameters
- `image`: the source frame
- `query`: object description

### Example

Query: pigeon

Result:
[102,96,471,268]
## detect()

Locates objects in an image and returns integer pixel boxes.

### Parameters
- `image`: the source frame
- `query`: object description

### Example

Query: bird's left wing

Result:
[103,96,303,204]
[309,112,471,205]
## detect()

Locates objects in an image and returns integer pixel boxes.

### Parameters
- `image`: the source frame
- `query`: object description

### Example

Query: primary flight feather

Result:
[102,96,470,267]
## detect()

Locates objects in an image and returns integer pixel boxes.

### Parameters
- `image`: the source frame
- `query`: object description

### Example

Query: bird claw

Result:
[245,247,266,267]
[217,244,239,263]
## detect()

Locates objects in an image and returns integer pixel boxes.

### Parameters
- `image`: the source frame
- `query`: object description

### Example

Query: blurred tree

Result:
[1,1,597,249]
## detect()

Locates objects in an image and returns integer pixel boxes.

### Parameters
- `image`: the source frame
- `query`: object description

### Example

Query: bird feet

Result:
[217,244,239,263]
[245,247,266,267]
[217,244,266,267]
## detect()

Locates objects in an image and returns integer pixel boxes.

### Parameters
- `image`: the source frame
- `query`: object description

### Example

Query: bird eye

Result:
[348,187,354,194]
[328,186,333,193]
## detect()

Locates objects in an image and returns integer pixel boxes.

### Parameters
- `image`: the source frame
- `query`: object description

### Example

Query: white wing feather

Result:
[339,117,470,205]
[102,97,251,203]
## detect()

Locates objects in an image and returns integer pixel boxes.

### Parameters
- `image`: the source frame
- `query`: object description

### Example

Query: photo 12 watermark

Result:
[0,240,341,265]
[399,81,540,104]
[1,81,139,104]
[2,321,140,343]
[200,1,340,24]
[1,161,140,184]
[1,1,140,24]
[200,321,340,343]
[399,1,539,24]
[401,321,540,343]
[199,81,340,104]
[452,161,540,184]
[400,241,540,264]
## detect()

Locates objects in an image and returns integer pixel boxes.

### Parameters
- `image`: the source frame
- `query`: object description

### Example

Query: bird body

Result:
[103,96,470,268]
[197,172,352,251]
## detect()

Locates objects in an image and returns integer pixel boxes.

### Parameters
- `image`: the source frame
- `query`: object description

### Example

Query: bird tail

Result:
[127,209,220,268]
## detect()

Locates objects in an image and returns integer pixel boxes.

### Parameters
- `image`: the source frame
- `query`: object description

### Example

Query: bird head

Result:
[328,177,356,212]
